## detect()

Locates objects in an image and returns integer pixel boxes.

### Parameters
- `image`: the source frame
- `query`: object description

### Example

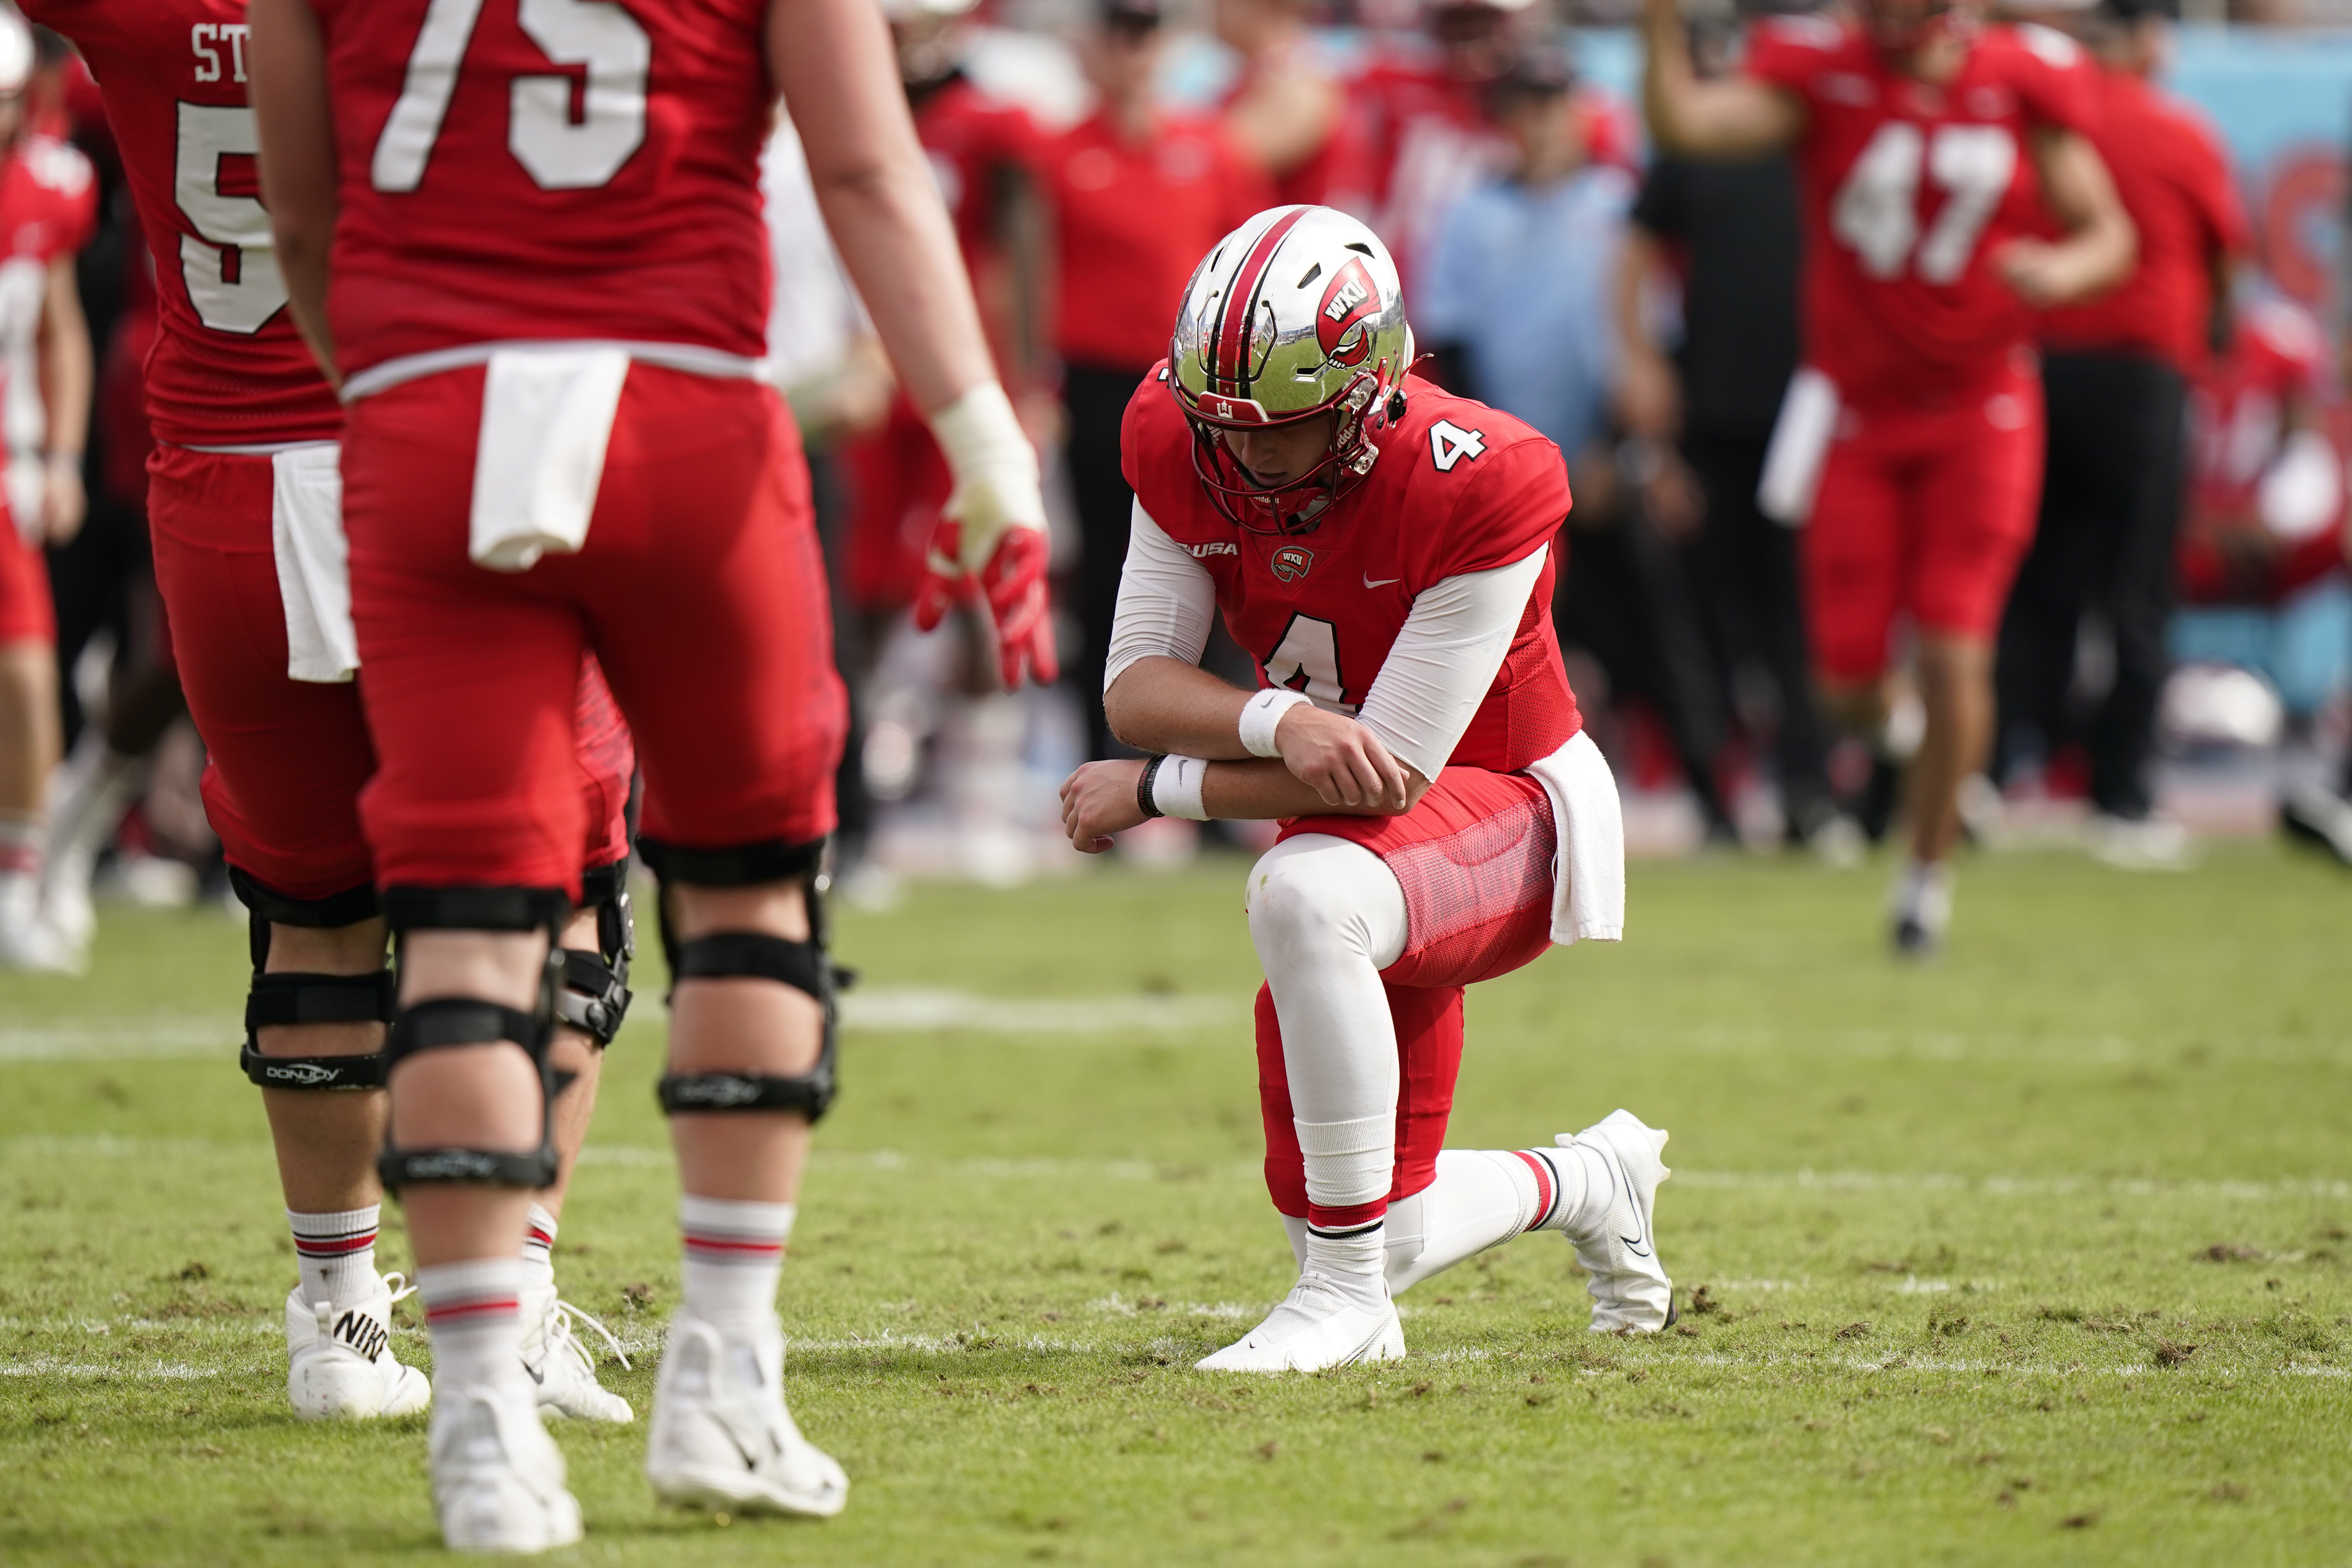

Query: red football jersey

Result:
[2040,67,2246,373]
[308,0,772,379]
[1122,367,1580,773]
[22,0,342,446]
[2179,300,2340,605]
[1350,51,1507,294]
[1745,16,2099,406]
[0,134,97,449]
[915,75,1037,276]
[1037,112,1269,370]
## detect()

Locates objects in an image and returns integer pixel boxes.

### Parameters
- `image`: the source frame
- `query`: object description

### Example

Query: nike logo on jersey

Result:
[1363,574,1400,588]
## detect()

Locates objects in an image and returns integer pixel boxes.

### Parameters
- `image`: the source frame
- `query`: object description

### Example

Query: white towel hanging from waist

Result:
[468,347,631,572]
[270,443,357,684]
[1524,728,1625,945]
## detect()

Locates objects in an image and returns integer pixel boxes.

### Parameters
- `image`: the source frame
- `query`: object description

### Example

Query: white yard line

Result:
[0,1022,236,1061]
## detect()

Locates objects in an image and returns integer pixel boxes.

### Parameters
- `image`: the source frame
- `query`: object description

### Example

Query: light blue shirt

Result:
[1418,164,1633,455]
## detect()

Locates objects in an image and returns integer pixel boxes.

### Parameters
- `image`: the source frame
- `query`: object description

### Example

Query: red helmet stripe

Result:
[1211,208,1307,396]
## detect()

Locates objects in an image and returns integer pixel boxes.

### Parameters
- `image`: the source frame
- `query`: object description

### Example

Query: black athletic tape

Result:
[635,836,824,888]
[383,997,548,1064]
[229,867,382,931]
[382,884,569,933]
[239,1042,388,1091]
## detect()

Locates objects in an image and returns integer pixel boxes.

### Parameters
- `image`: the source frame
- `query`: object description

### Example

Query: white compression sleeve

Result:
[1356,546,1549,782]
[1245,835,1409,1211]
[1385,1151,1540,1294]
[1103,499,1217,693]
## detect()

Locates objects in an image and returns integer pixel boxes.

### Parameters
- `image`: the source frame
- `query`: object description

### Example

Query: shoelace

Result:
[547,1298,631,1372]
[381,1271,419,1309]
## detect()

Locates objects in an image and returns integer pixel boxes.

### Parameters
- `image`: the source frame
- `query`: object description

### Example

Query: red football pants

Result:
[339,366,845,897]
[1255,766,1558,1221]
[0,497,49,645]
[148,444,632,905]
[841,393,950,614]
[1804,359,2045,684]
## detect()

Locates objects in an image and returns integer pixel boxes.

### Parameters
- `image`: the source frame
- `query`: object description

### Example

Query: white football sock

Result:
[287,1205,380,1307]
[1893,858,1955,937]
[0,813,42,881]
[679,1195,793,1326]
[45,735,143,869]
[520,1203,557,1291]
[1385,1145,1606,1294]
[1303,1222,1388,1312]
[418,1257,525,1392]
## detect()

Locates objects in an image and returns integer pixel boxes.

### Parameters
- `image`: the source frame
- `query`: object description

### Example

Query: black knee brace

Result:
[554,860,635,1048]
[231,871,396,1092]
[375,886,570,1192]
[637,837,845,1123]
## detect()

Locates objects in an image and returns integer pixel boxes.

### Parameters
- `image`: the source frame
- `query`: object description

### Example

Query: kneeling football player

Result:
[1060,207,1673,1371]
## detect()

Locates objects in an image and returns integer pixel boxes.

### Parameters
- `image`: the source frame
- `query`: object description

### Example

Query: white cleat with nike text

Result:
[1195,1271,1406,1373]
[520,1283,633,1423]
[646,1312,848,1518]
[430,1379,583,1553]
[1558,1109,1675,1333]
[283,1273,431,1421]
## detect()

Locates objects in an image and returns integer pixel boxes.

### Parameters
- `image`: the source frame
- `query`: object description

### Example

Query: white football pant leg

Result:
[1244,834,1409,1213]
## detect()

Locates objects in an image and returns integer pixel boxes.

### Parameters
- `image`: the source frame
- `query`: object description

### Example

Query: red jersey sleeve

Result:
[2005,24,2101,137]
[1423,432,1572,584]
[2176,104,2250,261]
[1739,14,1847,105]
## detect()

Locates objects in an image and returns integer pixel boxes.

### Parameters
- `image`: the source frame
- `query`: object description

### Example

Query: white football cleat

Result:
[1195,1271,1406,1373]
[283,1273,432,1421]
[430,1379,584,1554]
[0,871,80,973]
[519,1284,633,1423]
[646,1312,848,1518]
[1558,1110,1675,1333]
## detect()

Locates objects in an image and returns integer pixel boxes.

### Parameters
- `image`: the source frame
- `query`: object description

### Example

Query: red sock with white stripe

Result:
[520,1203,558,1292]
[287,1206,379,1307]
[416,1257,525,1392]
[679,1195,793,1325]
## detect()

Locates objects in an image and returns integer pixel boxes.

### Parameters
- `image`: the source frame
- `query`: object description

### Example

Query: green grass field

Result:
[4,843,2350,1566]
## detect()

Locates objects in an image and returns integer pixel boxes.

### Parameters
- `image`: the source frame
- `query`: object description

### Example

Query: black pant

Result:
[1063,361,1152,761]
[1680,430,1836,831]
[1995,351,2186,819]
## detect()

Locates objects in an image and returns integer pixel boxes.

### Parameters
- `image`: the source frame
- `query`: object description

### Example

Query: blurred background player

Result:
[1214,0,1368,212]
[2170,296,2352,862]
[26,0,639,1429]
[0,12,91,972]
[1421,41,1739,844]
[253,0,1051,1547]
[1993,0,2246,872]
[1061,207,1671,1372]
[1641,0,2136,951]
[1037,0,1268,762]
[1616,8,1860,861]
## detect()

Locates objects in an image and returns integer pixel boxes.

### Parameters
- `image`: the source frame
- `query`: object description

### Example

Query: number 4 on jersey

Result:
[1429,420,1486,473]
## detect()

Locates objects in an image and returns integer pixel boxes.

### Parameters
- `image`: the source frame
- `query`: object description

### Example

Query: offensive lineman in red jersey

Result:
[20,0,640,1425]
[1060,207,1673,1372]
[1642,0,2136,953]
[250,0,1051,1547]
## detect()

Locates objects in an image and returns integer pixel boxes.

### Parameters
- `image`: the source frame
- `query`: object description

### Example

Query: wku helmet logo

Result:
[1316,258,1381,367]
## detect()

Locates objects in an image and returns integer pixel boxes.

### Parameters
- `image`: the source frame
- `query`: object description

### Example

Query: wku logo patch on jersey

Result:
[1316,258,1381,367]
[1270,545,1315,582]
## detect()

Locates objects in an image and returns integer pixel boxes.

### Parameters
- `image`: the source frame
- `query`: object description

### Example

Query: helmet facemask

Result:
[1185,379,1385,535]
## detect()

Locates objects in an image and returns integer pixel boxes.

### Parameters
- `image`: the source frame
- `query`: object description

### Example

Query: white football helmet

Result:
[1169,205,1415,535]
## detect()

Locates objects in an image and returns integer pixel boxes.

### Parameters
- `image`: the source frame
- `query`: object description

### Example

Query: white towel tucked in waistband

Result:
[468,348,631,572]
[1525,728,1625,945]
[270,444,357,684]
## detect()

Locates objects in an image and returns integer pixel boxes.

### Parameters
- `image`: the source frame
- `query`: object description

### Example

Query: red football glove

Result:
[916,383,1058,689]
[913,519,1057,689]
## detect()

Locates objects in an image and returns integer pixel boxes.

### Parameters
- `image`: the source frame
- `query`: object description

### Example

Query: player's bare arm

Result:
[35,250,88,543]
[1640,0,1805,157]
[247,0,338,386]
[1994,126,2135,308]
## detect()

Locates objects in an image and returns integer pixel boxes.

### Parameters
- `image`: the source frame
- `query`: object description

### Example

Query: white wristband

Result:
[1239,688,1310,758]
[927,381,1028,481]
[1152,754,1211,821]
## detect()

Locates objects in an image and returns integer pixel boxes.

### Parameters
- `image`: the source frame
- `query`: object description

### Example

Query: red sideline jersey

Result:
[21,0,340,446]
[2040,67,2246,373]
[915,74,1037,281]
[2179,300,2342,605]
[1039,112,1270,370]
[1122,367,1580,773]
[1745,16,2099,406]
[307,0,771,379]
[1350,49,1506,292]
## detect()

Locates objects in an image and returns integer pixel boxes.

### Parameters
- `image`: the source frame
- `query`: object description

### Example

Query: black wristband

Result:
[1136,756,1165,820]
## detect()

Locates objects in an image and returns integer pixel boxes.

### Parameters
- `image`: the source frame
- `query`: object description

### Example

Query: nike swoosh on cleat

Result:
[1621,1234,1653,1258]
[1363,574,1400,588]
[521,1361,545,1386]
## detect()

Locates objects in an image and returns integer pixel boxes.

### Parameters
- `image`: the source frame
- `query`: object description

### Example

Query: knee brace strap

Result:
[655,931,838,1122]
[238,969,397,1091]
[556,949,631,1047]
[375,983,562,1191]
